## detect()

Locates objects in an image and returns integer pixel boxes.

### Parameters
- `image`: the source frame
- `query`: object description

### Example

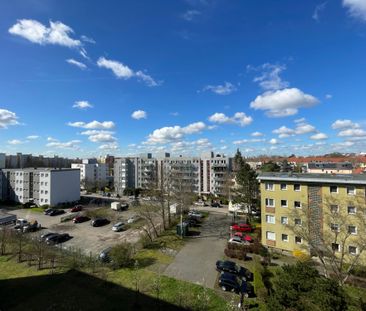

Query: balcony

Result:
[265,206,275,213]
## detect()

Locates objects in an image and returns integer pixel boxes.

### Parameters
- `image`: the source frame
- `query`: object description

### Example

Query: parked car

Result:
[13,219,29,230]
[71,205,83,213]
[73,216,90,223]
[23,202,37,208]
[230,223,253,233]
[22,220,41,233]
[44,233,61,243]
[48,209,65,216]
[40,232,56,241]
[233,232,254,243]
[194,201,206,206]
[91,218,110,227]
[44,208,54,215]
[211,202,221,208]
[216,260,254,281]
[112,222,125,232]
[99,247,112,263]
[127,215,140,224]
[228,236,248,245]
[185,218,199,227]
[46,233,71,245]
[218,272,254,297]
[188,210,202,218]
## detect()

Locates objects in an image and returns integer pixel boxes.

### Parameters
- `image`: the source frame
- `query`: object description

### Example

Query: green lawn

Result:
[0,256,51,279]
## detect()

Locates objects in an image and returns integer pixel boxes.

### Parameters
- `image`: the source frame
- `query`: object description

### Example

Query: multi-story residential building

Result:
[307,162,353,174]
[0,153,5,169]
[258,172,366,263]
[71,159,108,190]
[0,168,80,206]
[114,152,231,196]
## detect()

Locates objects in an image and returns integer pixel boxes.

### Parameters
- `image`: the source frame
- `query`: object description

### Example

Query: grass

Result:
[29,207,46,213]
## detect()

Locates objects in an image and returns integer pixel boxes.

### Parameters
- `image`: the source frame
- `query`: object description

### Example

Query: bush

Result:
[224,248,247,260]
[109,243,134,269]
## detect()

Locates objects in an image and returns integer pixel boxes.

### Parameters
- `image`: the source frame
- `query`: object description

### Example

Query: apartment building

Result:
[0,153,5,169]
[307,162,353,174]
[258,172,366,263]
[71,159,108,189]
[114,152,231,196]
[0,168,80,206]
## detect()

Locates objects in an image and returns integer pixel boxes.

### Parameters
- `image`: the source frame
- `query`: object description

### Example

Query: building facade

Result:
[307,162,353,174]
[71,159,108,189]
[0,168,80,206]
[258,172,366,264]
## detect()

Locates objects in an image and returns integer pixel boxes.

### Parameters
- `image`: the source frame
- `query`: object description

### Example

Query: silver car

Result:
[112,222,125,232]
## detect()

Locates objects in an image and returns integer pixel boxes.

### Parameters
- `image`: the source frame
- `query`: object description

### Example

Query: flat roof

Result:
[1,168,79,172]
[257,172,366,185]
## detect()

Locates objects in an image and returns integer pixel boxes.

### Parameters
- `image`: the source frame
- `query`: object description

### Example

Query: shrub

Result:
[109,243,134,269]
[224,248,247,260]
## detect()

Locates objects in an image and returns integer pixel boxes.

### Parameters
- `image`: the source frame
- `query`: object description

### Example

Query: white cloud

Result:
[146,121,206,144]
[88,133,117,143]
[343,0,366,21]
[46,139,81,149]
[8,139,24,145]
[132,110,147,120]
[66,58,87,70]
[250,63,289,91]
[310,133,328,140]
[80,130,114,136]
[182,10,201,21]
[80,35,95,44]
[250,88,319,117]
[331,119,360,130]
[68,120,115,129]
[251,131,263,137]
[208,112,253,127]
[338,128,366,137]
[47,137,57,142]
[273,120,317,138]
[0,109,19,129]
[26,135,39,140]
[73,100,93,109]
[325,94,332,99]
[9,19,82,48]
[233,139,248,145]
[272,126,295,138]
[269,138,279,145]
[312,2,327,21]
[295,123,316,134]
[202,82,237,95]
[97,57,160,87]
[99,143,118,150]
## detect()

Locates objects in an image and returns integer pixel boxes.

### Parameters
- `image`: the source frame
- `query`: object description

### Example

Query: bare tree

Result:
[0,226,9,255]
[287,191,366,286]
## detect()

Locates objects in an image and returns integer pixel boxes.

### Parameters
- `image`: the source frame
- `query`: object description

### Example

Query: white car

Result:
[127,216,139,224]
[194,201,206,206]
[228,236,245,245]
[112,222,125,232]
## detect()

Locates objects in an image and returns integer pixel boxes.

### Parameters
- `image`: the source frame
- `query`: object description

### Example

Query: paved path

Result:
[164,213,231,288]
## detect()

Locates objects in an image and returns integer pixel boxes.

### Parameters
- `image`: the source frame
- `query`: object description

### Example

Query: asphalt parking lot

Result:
[10,207,143,255]
[164,212,231,288]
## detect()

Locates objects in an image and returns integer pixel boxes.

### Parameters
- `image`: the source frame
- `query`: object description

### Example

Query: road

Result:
[164,212,231,288]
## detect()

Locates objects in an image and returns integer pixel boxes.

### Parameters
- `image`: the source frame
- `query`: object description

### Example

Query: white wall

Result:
[50,169,80,205]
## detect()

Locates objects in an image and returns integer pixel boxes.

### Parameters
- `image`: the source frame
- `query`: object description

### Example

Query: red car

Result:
[230,223,253,233]
[73,216,90,223]
[71,205,83,213]
[233,232,254,243]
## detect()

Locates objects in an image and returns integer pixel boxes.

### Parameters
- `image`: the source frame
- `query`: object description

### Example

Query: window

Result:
[349,246,358,255]
[294,201,301,209]
[265,198,275,207]
[265,183,274,191]
[295,236,302,244]
[348,225,357,235]
[332,243,340,252]
[330,205,339,213]
[280,183,287,190]
[266,215,275,224]
[294,184,301,191]
[347,186,356,195]
[331,223,340,232]
[330,185,338,193]
[294,218,302,226]
[266,231,276,241]
[281,216,288,225]
[281,200,288,207]
[282,234,289,242]
[348,206,356,215]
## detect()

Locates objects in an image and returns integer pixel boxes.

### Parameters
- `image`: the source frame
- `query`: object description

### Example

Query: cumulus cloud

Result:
[8,139,24,145]
[88,132,117,143]
[99,142,118,150]
[249,63,289,91]
[343,0,366,21]
[338,128,366,137]
[269,138,279,145]
[0,109,19,129]
[26,135,39,140]
[272,119,317,138]
[251,131,264,137]
[312,2,327,21]
[310,133,328,140]
[208,112,253,127]
[132,110,147,120]
[202,82,237,95]
[331,119,360,130]
[68,120,115,129]
[46,139,81,149]
[73,100,93,109]
[273,126,295,138]
[9,19,82,48]
[182,10,201,21]
[66,58,87,70]
[97,57,160,87]
[250,88,319,117]
[146,121,206,144]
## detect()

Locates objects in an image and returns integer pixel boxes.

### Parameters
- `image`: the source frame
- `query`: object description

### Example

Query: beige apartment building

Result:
[258,172,366,264]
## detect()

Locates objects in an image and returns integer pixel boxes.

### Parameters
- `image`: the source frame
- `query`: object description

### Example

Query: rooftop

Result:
[257,172,366,185]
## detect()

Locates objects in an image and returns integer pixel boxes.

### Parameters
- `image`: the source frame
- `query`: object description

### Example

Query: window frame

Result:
[348,225,357,235]
[295,236,302,244]
[281,234,289,242]
[281,216,288,225]
[265,183,274,191]
[347,186,356,195]
[266,231,276,241]
[265,198,275,207]
[330,185,338,194]
[294,201,302,209]
[294,184,301,192]
[347,206,357,215]
[349,245,358,255]
[265,215,276,224]
[280,183,287,191]
[280,199,288,208]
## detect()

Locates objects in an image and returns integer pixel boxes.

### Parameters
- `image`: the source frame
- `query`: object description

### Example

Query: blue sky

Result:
[1,0,366,158]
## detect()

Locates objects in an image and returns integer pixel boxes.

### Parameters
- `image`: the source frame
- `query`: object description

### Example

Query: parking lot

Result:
[164,211,231,288]
[10,206,143,255]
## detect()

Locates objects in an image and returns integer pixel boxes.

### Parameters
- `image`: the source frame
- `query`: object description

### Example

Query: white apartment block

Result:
[71,159,107,189]
[0,168,80,206]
